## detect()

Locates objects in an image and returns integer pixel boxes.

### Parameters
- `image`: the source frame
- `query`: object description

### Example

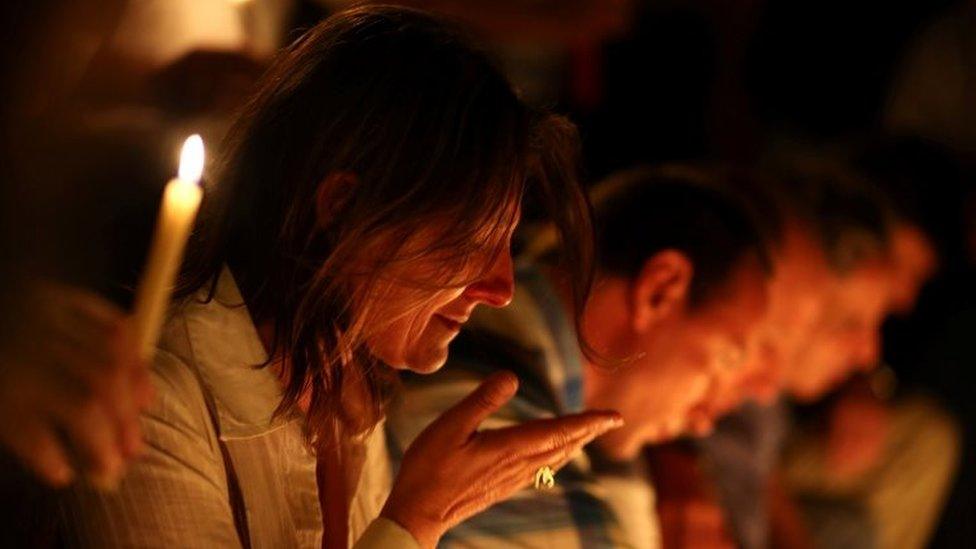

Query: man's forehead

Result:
[728,258,771,315]
[835,259,892,296]
[699,268,770,346]
[821,265,890,321]
[777,227,834,285]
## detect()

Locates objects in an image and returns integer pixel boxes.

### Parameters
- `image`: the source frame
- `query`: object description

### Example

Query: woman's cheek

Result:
[366,316,416,367]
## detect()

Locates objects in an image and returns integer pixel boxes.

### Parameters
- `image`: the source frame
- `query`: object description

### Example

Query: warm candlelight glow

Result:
[178,134,205,183]
[132,134,206,360]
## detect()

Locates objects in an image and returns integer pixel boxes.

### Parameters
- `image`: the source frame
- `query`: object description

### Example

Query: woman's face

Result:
[364,215,519,374]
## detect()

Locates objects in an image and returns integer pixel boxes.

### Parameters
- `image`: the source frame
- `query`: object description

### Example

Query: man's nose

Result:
[853,330,881,371]
[463,249,515,308]
[757,340,786,383]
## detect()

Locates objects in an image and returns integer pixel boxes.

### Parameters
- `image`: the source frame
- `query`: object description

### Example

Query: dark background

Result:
[2,1,975,546]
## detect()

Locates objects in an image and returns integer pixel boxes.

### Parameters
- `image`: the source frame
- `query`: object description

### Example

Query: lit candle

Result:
[132,135,205,359]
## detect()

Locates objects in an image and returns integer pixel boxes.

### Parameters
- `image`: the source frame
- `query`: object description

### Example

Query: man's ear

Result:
[631,249,693,333]
[315,171,359,229]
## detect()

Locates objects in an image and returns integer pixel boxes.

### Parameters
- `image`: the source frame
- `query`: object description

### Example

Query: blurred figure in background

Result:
[387,166,772,548]
[657,157,959,549]
[1,1,973,547]
[322,0,635,107]
[779,157,958,549]
[885,2,976,153]
[74,0,271,161]
[0,1,408,545]
[857,134,976,549]
[0,0,161,493]
[0,0,282,496]
[653,169,836,549]
[0,3,176,546]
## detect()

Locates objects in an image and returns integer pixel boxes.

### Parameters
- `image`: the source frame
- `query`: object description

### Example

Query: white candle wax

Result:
[132,135,204,359]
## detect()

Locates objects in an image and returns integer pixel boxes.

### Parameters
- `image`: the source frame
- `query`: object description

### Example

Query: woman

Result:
[60,6,621,548]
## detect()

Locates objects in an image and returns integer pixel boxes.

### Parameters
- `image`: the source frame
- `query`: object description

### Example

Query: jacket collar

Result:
[168,267,295,439]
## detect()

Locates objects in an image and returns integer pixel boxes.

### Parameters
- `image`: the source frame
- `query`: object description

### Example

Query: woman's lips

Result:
[435,314,464,331]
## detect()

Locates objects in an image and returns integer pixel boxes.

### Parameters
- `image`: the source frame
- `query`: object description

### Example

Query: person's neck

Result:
[255,320,316,415]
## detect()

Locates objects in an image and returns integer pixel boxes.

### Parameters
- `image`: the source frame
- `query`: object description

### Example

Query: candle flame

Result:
[178,134,205,184]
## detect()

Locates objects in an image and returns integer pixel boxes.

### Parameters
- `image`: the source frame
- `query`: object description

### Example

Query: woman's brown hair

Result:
[177,5,593,448]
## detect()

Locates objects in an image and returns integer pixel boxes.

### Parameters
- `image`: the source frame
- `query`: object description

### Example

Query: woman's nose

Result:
[463,250,515,308]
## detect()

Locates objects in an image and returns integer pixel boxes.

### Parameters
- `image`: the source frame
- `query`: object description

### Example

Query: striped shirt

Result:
[693,400,789,549]
[58,268,417,548]
[386,265,660,548]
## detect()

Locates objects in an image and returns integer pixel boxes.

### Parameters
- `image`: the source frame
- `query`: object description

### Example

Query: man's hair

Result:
[855,135,969,263]
[766,156,894,274]
[591,165,773,308]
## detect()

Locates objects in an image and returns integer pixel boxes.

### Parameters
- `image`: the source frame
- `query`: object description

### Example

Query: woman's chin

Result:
[402,360,447,375]
[387,345,451,374]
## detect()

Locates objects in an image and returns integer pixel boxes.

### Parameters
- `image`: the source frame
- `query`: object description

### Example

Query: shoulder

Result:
[57,349,235,547]
[147,347,220,453]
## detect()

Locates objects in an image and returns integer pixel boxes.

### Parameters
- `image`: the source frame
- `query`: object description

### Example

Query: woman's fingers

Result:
[0,418,74,486]
[485,417,617,495]
[442,438,590,525]
[459,411,622,512]
[529,430,596,473]
[429,371,519,443]
[477,410,622,457]
[441,458,543,523]
[386,399,620,546]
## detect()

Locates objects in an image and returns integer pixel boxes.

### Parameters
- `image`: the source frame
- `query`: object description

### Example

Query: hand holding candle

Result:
[132,135,205,359]
[0,135,202,490]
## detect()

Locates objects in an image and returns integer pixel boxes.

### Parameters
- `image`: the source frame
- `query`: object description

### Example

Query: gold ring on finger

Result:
[534,465,555,490]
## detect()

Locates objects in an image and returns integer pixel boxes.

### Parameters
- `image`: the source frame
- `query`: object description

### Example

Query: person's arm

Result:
[59,350,240,547]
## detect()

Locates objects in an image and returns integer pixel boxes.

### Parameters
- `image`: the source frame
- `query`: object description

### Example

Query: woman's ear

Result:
[630,249,693,333]
[315,171,359,229]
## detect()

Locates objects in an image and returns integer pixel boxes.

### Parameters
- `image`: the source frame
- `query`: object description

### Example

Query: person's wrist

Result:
[380,499,442,549]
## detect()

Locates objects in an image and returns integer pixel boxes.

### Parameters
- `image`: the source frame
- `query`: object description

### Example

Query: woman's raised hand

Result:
[0,283,152,486]
[381,371,622,548]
